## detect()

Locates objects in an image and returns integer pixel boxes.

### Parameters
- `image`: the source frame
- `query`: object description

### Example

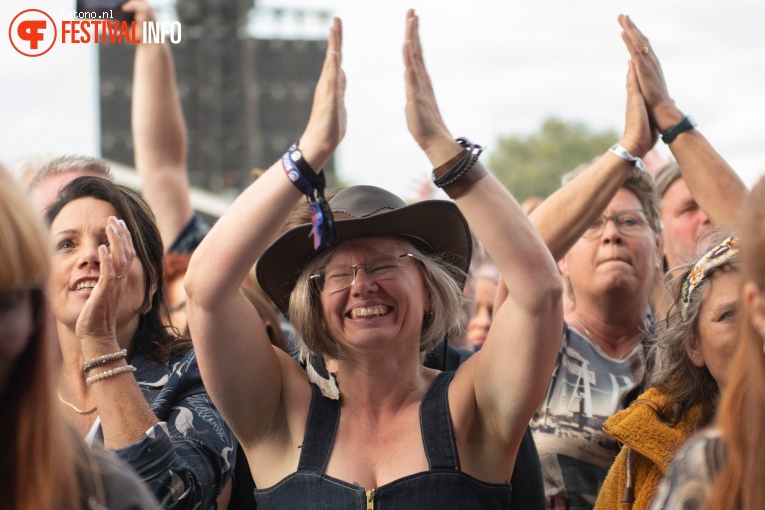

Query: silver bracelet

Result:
[609,144,646,172]
[86,364,137,385]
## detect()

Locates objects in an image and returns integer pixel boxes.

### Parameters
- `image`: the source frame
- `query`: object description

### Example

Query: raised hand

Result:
[121,0,157,42]
[618,14,683,131]
[75,216,136,343]
[300,17,347,171]
[403,10,459,166]
[620,60,656,157]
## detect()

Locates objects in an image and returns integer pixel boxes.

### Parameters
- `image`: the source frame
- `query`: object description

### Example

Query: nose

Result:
[77,240,101,269]
[470,307,492,328]
[349,265,379,293]
[601,218,624,244]
[697,208,711,226]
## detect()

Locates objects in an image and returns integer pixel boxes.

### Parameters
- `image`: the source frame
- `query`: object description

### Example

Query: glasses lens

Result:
[584,217,606,239]
[615,211,647,236]
[322,266,356,293]
[582,211,647,239]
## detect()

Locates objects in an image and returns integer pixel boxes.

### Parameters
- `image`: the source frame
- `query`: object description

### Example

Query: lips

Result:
[599,257,629,264]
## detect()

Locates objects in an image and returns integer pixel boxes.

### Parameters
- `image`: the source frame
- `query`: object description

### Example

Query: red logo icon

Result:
[9,9,57,57]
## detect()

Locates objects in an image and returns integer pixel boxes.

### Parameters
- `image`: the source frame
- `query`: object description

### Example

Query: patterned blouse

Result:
[94,348,237,510]
[648,428,726,510]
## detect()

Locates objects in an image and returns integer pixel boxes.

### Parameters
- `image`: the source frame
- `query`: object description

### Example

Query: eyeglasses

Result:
[582,210,649,239]
[310,253,417,293]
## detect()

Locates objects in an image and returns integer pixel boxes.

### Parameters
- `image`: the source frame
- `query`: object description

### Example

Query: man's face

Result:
[660,178,711,269]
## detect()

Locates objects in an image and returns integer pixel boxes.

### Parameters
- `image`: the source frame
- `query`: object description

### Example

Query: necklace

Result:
[575,314,596,343]
[57,391,97,415]
[575,314,641,361]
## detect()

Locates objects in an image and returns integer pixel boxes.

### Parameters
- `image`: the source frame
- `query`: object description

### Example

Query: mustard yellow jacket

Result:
[593,387,701,510]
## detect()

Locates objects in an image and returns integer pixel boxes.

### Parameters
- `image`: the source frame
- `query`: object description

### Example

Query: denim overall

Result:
[253,371,512,509]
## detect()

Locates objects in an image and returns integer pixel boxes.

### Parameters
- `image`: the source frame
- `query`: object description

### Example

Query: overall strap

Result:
[420,370,459,470]
[297,383,341,472]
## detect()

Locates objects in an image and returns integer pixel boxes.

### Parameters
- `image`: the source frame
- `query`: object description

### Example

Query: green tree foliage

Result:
[488,117,619,202]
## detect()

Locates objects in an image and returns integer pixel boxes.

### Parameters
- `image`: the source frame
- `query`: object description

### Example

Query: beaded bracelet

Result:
[432,138,482,187]
[83,349,127,373]
[436,150,481,188]
[432,137,489,199]
[86,364,137,385]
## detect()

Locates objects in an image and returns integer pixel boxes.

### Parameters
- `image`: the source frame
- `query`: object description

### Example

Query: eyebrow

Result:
[709,299,738,315]
[53,229,78,237]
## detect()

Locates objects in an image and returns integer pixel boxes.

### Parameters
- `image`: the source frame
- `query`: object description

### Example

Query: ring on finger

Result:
[641,46,649,54]
[116,275,125,280]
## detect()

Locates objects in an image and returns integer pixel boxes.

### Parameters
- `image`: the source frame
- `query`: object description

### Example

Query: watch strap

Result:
[661,115,697,144]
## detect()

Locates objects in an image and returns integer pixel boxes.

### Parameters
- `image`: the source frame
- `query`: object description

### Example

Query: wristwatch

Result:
[661,115,697,144]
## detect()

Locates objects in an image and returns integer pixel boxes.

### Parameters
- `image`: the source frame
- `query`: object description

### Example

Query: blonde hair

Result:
[0,169,103,509]
[288,237,465,361]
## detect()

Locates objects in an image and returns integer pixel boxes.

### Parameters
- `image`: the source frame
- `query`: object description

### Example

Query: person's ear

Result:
[653,233,663,270]
[744,282,765,339]
[685,335,706,369]
[558,257,569,278]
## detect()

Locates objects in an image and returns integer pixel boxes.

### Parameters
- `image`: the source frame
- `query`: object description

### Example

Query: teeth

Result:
[350,306,389,319]
[76,281,97,291]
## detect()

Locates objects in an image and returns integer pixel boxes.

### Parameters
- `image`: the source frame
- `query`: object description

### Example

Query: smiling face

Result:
[317,237,431,357]
[48,197,146,333]
[563,188,661,305]
[660,177,712,269]
[688,267,740,388]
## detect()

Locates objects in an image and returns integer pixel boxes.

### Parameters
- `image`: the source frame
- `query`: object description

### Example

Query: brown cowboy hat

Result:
[256,185,472,316]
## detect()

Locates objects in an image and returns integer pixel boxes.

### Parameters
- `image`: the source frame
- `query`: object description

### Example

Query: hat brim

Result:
[257,199,472,316]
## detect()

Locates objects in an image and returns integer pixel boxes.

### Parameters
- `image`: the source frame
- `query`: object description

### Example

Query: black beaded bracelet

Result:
[432,138,484,189]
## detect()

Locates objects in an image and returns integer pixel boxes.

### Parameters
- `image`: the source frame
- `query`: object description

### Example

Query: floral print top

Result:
[94,348,237,510]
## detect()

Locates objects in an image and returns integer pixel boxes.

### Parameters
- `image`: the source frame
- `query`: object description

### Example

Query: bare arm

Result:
[184,18,346,446]
[75,216,159,449]
[530,62,654,262]
[620,14,748,224]
[403,11,562,451]
[495,60,655,309]
[125,0,192,249]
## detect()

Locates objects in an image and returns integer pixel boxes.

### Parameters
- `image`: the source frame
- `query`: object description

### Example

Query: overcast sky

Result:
[2,0,764,201]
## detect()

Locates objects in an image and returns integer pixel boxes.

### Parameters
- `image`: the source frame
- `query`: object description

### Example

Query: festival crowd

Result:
[3,3,764,509]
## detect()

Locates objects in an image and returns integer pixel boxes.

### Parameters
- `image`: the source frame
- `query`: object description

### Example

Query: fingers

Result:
[619,14,652,57]
[321,17,343,85]
[121,0,156,20]
[329,17,342,66]
[626,60,641,95]
[102,216,134,282]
